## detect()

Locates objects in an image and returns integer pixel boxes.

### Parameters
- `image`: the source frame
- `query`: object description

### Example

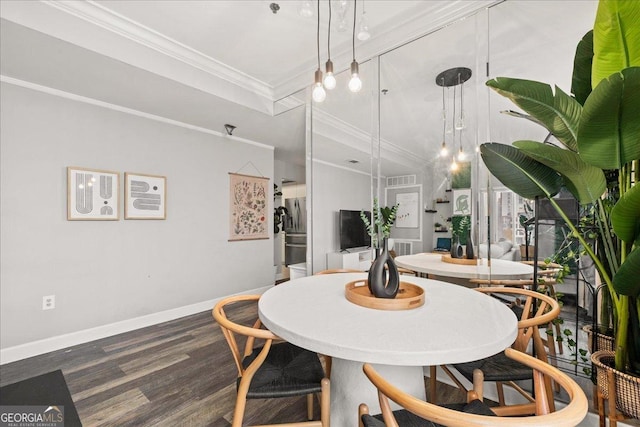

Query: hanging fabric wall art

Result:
[229,173,269,241]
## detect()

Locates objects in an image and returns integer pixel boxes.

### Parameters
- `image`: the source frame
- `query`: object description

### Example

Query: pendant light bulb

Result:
[357,11,370,41]
[440,142,448,157]
[324,60,336,90]
[450,158,459,172]
[312,69,326,103]
[457,147,466,161]
[348,60,362,92]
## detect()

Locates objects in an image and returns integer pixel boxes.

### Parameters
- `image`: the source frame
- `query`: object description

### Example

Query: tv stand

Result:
[327,248,372,271]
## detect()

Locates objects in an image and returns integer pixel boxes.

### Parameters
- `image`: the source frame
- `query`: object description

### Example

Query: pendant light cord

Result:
[327,0,331,59]
[317,0,321,69]
[352,0,357,61]
[441,78,446,141]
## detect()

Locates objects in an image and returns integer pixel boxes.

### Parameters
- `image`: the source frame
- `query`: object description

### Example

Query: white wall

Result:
[0,82,274,351]
[311,161,371,273]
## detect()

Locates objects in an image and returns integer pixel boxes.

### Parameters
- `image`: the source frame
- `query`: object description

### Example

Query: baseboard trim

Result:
[0,286,271,365]
[427,366,631,427]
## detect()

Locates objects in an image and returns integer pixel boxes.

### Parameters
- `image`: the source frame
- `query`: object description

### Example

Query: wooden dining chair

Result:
[213,295,330,427]
[468,276,563,359]
[359,348,588,427]
[432,287,560,417]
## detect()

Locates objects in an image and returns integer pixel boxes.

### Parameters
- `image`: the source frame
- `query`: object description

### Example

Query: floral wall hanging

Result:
[229,173,269,241]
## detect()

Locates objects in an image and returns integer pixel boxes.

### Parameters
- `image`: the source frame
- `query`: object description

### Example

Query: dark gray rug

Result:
[0,369,82,426]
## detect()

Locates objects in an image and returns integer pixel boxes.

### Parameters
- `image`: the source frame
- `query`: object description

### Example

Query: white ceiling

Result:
[0,0,496,176]
[0,1,598,178]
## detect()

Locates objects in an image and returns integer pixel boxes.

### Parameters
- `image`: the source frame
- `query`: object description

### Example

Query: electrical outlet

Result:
[42,295,55,310]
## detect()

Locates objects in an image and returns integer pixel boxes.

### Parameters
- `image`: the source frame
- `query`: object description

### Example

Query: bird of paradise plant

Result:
[479,0,640,374]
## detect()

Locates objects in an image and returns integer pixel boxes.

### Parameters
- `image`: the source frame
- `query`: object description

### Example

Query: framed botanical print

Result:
[125,172,166,219]
[67,167,119,220]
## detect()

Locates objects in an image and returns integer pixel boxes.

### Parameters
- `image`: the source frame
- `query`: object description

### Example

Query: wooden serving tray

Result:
[345,280,425,310]
[441,254,478,265]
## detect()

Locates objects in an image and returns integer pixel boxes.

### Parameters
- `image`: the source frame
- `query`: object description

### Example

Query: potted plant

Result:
[479,0,639,420]
[360,197,399,251]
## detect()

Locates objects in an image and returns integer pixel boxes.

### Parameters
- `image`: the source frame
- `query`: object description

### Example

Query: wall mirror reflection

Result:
[305,0,602,409]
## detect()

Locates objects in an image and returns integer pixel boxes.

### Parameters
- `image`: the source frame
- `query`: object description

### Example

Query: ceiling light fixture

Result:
[436,67,472,162]
[348,0,362,93]
[357,0,370,41]
[323,0,336,90]
[312,0,326,103]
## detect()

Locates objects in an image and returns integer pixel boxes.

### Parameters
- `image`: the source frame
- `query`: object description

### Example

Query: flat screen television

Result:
[339,209,371,251]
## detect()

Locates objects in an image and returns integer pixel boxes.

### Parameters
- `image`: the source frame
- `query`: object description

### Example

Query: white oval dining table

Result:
[258,273,517,426]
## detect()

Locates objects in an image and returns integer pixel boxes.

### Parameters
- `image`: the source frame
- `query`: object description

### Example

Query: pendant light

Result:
[324,0,336,90]
[312,0,326,103]
[357,0,370,41]
[450,157,459,172]
[348,0,362,92]
[439,77,448,157]
[436,67,472,162]
[455,72,466,130]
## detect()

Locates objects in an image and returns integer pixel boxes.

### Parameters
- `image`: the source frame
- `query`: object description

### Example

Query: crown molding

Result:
[1,0,275,115]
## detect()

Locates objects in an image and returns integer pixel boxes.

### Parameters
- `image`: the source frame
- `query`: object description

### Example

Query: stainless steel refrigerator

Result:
[284,197,306,266]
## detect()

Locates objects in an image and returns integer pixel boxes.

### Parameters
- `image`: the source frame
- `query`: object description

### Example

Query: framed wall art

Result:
[229,172,269,241]
[395,192,419,229]
[125,172,166,219]
[67,167,119,220]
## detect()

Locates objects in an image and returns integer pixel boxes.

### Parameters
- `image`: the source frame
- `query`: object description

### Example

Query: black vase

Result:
[450,235,463,258]
[367,237,400,299]
[465,230,475,259]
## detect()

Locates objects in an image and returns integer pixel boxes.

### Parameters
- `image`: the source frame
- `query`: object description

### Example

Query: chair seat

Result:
[454,351,533,382]
[240,342,325,399]
[361,400,496,426]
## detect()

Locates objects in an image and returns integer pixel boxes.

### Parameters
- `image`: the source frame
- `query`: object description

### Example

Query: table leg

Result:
[330,358,426,426]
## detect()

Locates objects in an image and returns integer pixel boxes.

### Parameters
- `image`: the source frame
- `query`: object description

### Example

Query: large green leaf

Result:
[572,30,594,106]
[592,0,640,87]
[578,67,640,169]
[613,246,640,297]
[480,143,562,199]
[486,78,582,151]
[611,183,640,243]
[513,140,606,204]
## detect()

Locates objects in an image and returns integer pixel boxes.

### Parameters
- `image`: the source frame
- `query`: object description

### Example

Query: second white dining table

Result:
[395,252,534,284]
[258,272,518,426]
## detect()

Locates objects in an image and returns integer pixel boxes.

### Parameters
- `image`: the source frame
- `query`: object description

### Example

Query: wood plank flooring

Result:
[0,298,465,426]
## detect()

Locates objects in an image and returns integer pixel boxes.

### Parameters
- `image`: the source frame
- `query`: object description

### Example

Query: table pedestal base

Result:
[330,358,426,426]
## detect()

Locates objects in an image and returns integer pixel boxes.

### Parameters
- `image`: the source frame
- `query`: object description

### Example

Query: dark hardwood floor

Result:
[0,298,465,426]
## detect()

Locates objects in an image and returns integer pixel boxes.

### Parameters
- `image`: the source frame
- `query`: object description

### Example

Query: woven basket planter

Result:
[591,350,640,419]
[583,324,615,353]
